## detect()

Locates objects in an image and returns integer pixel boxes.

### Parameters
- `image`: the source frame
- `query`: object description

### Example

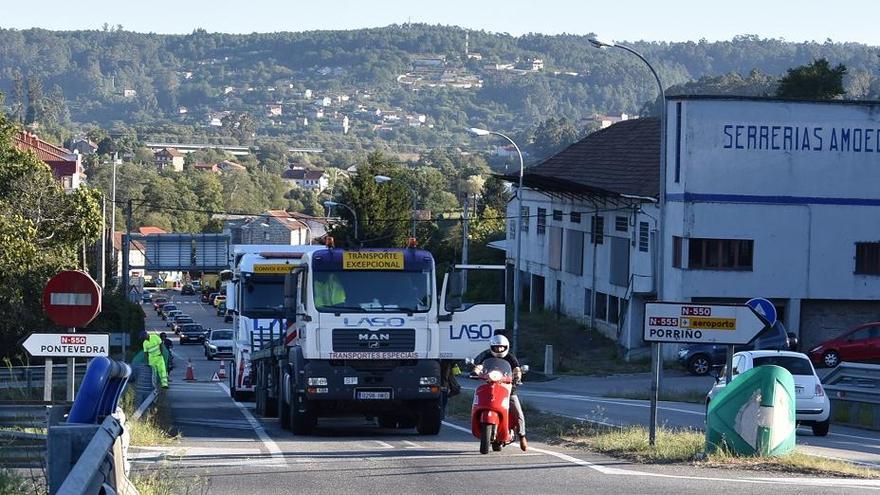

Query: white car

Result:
[204,329,235,361]
[706,350,831,436]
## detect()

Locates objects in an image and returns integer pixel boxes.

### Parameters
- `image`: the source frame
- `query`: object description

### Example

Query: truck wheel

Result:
[279,374,291,430]
[479,423,493,454]
[290,394,316,435]
[417,399,443,435]
[378,415,398,428]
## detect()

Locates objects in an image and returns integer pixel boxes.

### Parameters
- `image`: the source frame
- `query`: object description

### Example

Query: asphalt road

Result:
[130,292,880,494]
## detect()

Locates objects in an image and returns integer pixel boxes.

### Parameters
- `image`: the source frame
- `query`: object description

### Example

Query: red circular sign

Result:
[42,270,102,328]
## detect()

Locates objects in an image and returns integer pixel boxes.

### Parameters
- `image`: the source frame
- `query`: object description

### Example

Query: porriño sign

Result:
[643,302,766,345]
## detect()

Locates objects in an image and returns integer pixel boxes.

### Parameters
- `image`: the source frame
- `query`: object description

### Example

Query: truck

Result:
[231,241,506,435]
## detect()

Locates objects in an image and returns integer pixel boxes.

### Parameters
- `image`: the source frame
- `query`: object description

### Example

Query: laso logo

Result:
[449,324,493,340]
[344,317,406,327]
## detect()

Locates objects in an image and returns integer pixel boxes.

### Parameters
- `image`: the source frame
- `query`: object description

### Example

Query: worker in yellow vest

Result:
[141,330,169,388]
[314,273,346,308]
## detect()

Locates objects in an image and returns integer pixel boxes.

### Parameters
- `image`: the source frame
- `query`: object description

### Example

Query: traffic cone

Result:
[185,359,196,381]
[218,360,227,380]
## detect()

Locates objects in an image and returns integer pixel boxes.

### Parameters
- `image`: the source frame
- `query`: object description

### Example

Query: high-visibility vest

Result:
[314,276,345,307]
[143,334,162,357]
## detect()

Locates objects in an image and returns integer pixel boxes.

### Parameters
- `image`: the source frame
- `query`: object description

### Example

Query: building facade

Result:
[14,131,85,192]
[507,97,880,357]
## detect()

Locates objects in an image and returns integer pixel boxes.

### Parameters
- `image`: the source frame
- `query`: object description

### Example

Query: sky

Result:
[2,0,878,45]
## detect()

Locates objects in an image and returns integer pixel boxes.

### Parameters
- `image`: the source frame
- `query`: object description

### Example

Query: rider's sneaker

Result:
[519,435,528,452]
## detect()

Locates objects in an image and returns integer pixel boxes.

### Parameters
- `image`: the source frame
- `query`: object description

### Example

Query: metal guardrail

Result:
[823,362,880,404]
[0,365,87,389]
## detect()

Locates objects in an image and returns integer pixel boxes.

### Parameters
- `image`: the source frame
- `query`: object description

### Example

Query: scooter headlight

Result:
[487,370,503,382]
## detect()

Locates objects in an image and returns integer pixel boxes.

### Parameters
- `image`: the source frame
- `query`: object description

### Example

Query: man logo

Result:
[368,341,380,348]
[358,333,390,341]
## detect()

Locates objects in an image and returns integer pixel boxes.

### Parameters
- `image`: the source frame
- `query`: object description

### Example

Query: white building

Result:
[507,96,880,358]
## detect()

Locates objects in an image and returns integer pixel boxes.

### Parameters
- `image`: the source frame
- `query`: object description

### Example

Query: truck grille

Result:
[332,328,415,352]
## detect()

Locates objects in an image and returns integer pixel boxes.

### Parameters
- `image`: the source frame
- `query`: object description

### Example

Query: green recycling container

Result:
[705,365,796,456]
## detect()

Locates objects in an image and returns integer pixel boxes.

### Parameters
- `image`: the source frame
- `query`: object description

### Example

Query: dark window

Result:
[521,206,529,232]
[608,295,620,324]
[595,292,608,321]
[672,236,683,268]
[537,208,546,235]
[590,215,604,244]
[687,238,753,270]
[570,211,581,224]
[856,242,880,275]
[615,216,628,232]
[752,356,814,376]
[508,219,516,239]
[639,222,650,252]
[584,289,591,316]
[553,209,563,221]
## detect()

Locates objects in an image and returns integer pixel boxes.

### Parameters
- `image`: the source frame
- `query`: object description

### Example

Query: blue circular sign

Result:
[746,298,777,325]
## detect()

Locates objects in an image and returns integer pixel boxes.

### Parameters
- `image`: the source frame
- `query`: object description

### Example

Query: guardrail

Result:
[0,401,70,466]
[0,365,86,390]
[823,362,880,430]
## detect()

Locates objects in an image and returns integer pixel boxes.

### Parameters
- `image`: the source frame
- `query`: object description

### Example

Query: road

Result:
[130,292,880,494]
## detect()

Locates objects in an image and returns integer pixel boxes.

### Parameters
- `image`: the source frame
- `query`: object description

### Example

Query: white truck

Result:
[237,243,506,435]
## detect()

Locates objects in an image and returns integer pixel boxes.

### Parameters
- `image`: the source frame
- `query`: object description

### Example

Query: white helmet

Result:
[489,334,510,358]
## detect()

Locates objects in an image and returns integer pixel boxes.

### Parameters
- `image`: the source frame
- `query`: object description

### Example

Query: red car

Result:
[808,322,880,368]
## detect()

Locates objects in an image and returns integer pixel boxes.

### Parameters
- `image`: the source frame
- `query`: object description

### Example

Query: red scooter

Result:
[469,357,527,454]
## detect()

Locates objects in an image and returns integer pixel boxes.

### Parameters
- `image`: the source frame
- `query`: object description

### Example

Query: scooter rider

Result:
[472,334,527,451]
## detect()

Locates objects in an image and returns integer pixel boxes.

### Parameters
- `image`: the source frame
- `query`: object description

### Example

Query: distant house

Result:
[237,210,328,245]
[485,63,515,71]
[194,162,220,173]
[122,89,137,98]
[281,166,329,192]
[178,106,189,114]
[113,231,146,280]
[328,115,350,134]
[70,138,98,156]
[315,97,332,107]
[138,226,167,235]
[216,160,246,173]
[267,104,283,117]
[13,131,85,192]
[154,148,185,172]
[590,113,632,129]
[530,58,544,71]
[303,89,313,99]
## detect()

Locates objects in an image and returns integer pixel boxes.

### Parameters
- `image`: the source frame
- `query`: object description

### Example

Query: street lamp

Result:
[323,201,359,242]
[588,37,667,302]
[374,174,418,238]
[468,126,525,356]
[589,36,667,446]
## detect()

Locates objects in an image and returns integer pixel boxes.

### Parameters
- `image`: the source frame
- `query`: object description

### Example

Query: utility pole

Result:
[100,195,106,289]
[122,199,132,303]
[461,194,469,266]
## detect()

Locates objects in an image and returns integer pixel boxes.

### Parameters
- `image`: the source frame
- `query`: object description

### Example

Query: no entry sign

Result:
[42,270,102,328]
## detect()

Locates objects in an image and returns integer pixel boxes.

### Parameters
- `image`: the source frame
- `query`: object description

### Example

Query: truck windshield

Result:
[313,270,432,313]
[241,276,284,316]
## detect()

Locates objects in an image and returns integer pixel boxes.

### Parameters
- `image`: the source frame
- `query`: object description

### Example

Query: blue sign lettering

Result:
[722,123,880,153]
[343,317,406,327]
[449,324,494,341]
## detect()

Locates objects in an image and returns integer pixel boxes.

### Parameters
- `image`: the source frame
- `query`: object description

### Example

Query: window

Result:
[856,242,880,275]
[753,356,814,376]
[263,232,271,241]
[584,289,592,316]
[537,208,547,235]
[553,209,563,221]
[639,222,650,252]
[595,292,608,321]
[548,227,563,270]
[590,215,605,244]
[687,238,753,270]
[570,211,581,224]
[608,295,620,324]
[672,236,682,268]
[615,216,628,232]
[521,206,530,232]
[508,219,516,239]
[564,230,584,275]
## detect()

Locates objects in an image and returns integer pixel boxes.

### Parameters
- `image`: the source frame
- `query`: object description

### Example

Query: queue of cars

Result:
[147,285,213,345]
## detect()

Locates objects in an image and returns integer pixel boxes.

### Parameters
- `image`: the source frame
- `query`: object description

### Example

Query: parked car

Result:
[160,304,178,319]
[167,313,190,328]
[706,350,830,436]
[152,297,168,311]
[217,301,227,316]
[204,329,234,360]
[171,316,195,333]
[178,323,208,345]
[163,309,183,322]
[200,291,211,303]
[181,284,196,295]
[191,280,202,290]
[678,321,796,376]
[808,322,880,368]
[208,292,220,306]
[214,295,227,309]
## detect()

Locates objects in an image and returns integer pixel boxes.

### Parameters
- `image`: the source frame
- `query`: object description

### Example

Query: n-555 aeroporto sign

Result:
[643,302,767,345]
[21,333,109,358]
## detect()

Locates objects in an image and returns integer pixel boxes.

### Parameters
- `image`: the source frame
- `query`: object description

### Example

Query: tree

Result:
[24,75,43,126]
[531,117,580,159]
[776,58,847,100]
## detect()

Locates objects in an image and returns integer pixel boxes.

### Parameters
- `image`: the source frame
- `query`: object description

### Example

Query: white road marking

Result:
[217,382,284,461]
[440,421,880,489]
[373,440,394,449]
[402,440,422,449]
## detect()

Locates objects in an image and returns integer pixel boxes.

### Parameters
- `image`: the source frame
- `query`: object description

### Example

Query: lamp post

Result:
[324,201,359,243]
[589,36,666,447]
[468,127,525,356]
[374,175,418,238]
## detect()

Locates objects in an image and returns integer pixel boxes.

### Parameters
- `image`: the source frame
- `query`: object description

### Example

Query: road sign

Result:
[21,333,109,357]
[643,302,767,345]
[746,297,778,326]
[110,333,131,346]
[42,270,102,328]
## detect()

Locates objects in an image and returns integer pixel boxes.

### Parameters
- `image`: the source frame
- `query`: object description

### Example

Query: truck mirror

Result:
[283,273,298,319]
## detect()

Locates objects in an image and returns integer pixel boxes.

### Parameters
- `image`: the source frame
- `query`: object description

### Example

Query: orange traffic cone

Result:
[218,360,227,380]
[185,359,196,381]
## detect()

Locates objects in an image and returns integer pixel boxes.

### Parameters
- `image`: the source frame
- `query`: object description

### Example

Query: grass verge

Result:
[447,393,880,478]
[121,388,178,447]
[603,388,707,404]
[0,469,33,495]
[131,466,208,495]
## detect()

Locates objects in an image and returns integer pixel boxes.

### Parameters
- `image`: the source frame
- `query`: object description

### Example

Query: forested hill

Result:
[0,24,877,145]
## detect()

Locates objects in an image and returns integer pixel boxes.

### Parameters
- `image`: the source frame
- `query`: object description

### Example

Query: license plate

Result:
[357,391,390,400]
[795,386,804,393]
[344,377,358,385]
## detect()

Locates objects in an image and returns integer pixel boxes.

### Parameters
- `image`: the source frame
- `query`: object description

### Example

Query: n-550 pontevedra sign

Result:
[21,333,109,357]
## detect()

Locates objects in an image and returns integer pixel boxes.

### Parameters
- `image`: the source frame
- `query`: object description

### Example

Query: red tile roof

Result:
[138,227,168,235]
[13,130,82,178]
